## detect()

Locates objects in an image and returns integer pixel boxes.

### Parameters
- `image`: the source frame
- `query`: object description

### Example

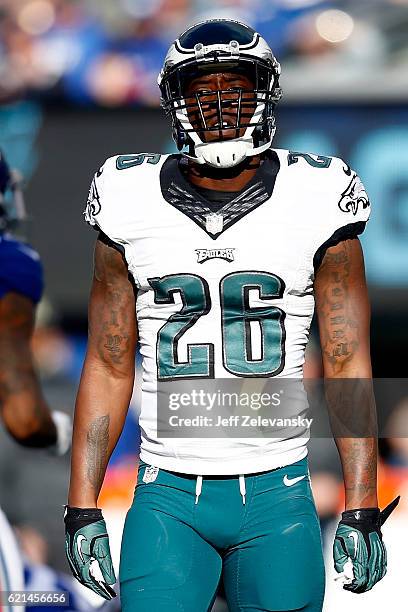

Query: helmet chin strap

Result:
[183,131,275,169]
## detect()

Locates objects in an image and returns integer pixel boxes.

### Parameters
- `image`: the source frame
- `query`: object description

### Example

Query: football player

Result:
[0,150,72,609]
[65,20,397,611]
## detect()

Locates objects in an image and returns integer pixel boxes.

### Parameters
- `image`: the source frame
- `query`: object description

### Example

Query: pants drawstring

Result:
[239,475,246,505]
[195,475,203,504]
[195,475,246,505]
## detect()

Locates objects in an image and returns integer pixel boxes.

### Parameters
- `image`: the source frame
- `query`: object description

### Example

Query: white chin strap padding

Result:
[194,138,253,168]
[192,133,275,169]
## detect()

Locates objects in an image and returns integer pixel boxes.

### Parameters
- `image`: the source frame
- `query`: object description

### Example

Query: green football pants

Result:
[120,457,325,611]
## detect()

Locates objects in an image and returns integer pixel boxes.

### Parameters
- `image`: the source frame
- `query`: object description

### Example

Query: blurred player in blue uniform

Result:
[0,149,71,451]
[0,149,72,611]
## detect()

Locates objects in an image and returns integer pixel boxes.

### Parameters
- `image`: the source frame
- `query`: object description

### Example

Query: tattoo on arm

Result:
[86,415,110,493]
[104,333,124,355]
[69,239,136,506]
[315,239,377,507]
[97,288,132,366]
[315,240,361,375]
[337,437,378,508]
[90,239,137,371]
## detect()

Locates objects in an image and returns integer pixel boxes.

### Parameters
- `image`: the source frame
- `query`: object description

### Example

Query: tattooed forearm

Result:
[336,437,378,509]
[326,380,378,510]
[86,415,110,493]
[326,379,378,508]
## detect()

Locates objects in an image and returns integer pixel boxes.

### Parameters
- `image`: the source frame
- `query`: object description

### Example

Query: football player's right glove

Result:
[333,496,399,593]
[64,506,116,600]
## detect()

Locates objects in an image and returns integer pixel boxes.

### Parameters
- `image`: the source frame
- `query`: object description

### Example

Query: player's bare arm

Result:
[315,238,377,509]
[0,291,57,446]
[68,236,137,508]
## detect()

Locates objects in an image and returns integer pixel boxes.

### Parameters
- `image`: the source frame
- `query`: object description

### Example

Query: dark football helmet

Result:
[158,19,282,168]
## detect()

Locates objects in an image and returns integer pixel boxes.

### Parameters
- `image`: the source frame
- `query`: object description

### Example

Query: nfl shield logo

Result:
[142,465,159,483]
[206,213,223,235]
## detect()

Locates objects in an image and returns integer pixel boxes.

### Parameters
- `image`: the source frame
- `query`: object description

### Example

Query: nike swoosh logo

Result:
[76,534,86,563]
[348,531,359,556]
[283,475,306,487]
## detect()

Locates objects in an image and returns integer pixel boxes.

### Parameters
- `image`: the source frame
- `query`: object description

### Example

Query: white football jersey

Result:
[84,149,370,475]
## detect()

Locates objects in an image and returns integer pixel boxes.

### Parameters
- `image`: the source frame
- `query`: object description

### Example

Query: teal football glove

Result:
[64,506,116,600]
[333,496,399,593]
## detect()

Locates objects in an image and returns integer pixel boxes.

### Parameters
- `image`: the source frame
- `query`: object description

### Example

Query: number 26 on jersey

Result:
[148,271,286,380]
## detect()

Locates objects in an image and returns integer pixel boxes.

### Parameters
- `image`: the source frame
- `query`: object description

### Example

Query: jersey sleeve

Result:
[83,158,111,233]
[313,159,371,270]
[83,155,141,285]
[83,156,131,247]
[0,237,44,303]
[333,163,371,229]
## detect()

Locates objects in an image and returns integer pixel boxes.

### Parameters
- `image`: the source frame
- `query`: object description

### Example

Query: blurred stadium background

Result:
[0,0,407,610]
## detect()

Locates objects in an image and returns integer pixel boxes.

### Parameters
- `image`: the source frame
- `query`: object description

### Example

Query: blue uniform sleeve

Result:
[0,235,44,303]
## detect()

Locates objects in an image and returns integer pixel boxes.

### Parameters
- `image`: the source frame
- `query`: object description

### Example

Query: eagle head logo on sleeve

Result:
[84,178,101,223]
[338,174,370,216]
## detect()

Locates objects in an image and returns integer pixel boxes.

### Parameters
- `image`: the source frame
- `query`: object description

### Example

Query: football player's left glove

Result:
[333,496,399,593]
[64,506,116,600]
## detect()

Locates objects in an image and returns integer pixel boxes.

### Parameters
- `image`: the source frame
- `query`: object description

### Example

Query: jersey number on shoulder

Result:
[116,153,161,170]
[287,151,332,168]
[148,272,286,380]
